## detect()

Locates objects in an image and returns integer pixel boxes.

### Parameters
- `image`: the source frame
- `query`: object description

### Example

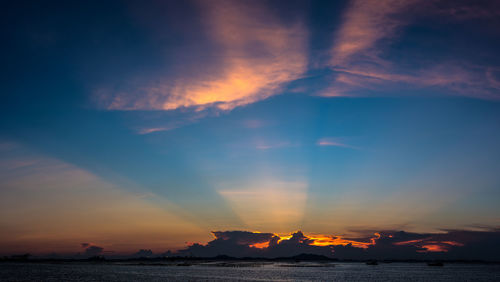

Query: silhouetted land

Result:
[1,253,498,266]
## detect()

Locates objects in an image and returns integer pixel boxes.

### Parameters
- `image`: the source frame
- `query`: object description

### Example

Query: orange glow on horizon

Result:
[420,244,447,252]
[201,231,466,254]
[249,241,270,249]
[275,230,299,244]
[308,235,372,249]
[275,231,381,249]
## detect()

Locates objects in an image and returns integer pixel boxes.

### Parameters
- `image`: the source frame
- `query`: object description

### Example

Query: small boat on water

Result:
[427,261,444,266]
[366,260,378,265]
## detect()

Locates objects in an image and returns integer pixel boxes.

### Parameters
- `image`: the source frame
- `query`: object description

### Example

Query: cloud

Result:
[175,228,500,260]
[324,0,500,99]
[323,0,416,97]
[137,127,172,135]
[177,230,333,258]
[81,244,104,257]
[316,137,357,149]
[176,231,276,258]
[330,0,415,66]
[98,0,307,112]
[255,140,293,150]
[132,249,154,258]
[211,231,275,245]
[133,110,211,134]
[327,64,500,99]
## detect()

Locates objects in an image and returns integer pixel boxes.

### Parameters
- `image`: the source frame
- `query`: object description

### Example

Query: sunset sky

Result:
[1,0,500,258]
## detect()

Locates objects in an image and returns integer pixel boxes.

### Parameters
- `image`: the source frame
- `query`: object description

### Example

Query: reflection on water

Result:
[1,262,499,281]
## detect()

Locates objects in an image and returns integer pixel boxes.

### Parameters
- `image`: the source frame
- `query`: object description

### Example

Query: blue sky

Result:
[1,0,500,255]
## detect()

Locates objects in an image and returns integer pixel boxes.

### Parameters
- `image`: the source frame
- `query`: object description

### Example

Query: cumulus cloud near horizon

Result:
[173,228,500,261]
[10,228,500,261]
[81,244,104,257]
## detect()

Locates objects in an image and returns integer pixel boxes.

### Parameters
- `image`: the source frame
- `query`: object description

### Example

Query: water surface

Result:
[1,262,499,281]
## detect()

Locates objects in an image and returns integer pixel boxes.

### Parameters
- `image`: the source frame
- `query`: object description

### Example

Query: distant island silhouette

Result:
[2,253,498,266]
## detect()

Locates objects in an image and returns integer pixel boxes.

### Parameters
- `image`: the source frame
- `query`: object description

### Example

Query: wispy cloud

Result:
[323,0,416,97]
[316,137,357,149]
[330,0,415,66]
[255,141,293,150]
[137,127,172,135]
[98,0,308,112]
[324,0,500,99]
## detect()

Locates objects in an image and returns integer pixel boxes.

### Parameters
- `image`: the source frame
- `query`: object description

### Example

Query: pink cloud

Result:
[330,0,416,66]
[324,0,500,100]
[324,64,500,99]
[137,127,171,135]
[316,137,357,149]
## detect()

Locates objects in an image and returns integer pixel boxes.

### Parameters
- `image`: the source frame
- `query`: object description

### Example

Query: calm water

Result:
[1,262,500,281]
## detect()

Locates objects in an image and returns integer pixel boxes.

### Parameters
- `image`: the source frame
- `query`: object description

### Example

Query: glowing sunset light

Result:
[307,233,380,248]
[420,244,448,252]
[242,231,381,249]
[393,239,426,246]
[249,241,270,249]
[2,0,500,264]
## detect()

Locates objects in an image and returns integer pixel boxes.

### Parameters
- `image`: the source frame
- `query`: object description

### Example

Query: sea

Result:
[1,262,499,281]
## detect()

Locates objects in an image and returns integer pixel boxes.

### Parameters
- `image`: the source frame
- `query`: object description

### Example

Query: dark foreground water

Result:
[1,262,500,281]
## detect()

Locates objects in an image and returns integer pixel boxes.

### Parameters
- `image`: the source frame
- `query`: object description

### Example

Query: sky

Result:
[1,0,500,259]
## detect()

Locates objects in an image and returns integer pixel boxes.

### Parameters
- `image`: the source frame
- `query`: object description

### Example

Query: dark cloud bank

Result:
[80,243,104,257]
[20,228,500,261]
[172,229,500,261]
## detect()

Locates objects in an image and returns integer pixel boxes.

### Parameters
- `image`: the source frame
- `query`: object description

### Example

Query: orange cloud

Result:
[249,241,270,249]
[420,244,447,252]
[101,0,307,112]
[270,231,380,249]
[308,233,380,249]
